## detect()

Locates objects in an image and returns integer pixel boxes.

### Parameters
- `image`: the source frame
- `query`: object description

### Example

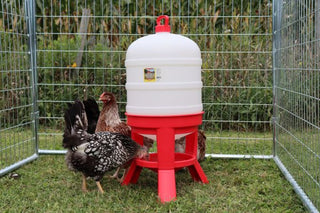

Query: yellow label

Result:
[144,68,156,82]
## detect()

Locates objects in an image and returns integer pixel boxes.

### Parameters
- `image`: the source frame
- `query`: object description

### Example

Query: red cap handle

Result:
[155,15,171,33]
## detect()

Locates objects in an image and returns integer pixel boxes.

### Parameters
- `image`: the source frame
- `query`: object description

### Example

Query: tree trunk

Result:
[73,8,91,79]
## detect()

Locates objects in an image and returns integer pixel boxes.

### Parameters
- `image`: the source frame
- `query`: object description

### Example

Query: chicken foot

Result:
[110,167,121,180]
[82,174,104,193]
[110,167,128,183]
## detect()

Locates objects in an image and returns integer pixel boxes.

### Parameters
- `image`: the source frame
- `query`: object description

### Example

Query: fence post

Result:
[25,0,39,155]
[272,0,283,158]
[272,0,278,158]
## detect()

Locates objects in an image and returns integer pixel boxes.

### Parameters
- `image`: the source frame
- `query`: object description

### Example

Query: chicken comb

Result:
[99,92,106,99]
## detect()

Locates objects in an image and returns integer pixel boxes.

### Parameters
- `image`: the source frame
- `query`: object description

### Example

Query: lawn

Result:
[0,155,307,212]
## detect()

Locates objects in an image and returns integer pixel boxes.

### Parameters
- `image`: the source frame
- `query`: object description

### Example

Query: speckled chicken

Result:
[63,100,149,193]
[175,130,206,162]
[95,92,154,181]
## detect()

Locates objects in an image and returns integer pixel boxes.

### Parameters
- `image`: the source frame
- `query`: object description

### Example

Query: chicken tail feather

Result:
[63,100,89,149]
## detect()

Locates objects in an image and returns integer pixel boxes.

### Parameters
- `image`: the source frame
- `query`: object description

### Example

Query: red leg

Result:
[188,161,209,183]
[185,129,209,183]
[158,170,176,202]
[122,131,144,185]
[157,127,176,202]
[132,131,144,146]
[122,160,142,185]
[188,165,201,182]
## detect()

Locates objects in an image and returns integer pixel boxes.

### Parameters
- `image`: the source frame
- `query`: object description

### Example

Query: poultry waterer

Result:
[123,15,208,203]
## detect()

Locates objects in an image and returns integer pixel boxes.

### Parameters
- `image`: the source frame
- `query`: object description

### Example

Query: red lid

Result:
[155,15,171,33]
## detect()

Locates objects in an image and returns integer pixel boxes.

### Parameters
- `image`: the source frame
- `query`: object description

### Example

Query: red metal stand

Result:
[122,112,209,203]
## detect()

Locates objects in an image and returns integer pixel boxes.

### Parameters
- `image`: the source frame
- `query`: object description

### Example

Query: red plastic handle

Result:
[157,15,169,26]
[155,15,171,33]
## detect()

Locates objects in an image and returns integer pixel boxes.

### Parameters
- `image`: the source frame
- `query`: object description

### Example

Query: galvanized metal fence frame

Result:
[0,0,38,176]
[0,0,319,212]
[273,0,320,212]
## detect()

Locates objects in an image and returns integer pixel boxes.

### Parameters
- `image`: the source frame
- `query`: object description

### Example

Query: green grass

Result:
[0,128,35,169]
[206,131,273,156]
[0,155,307,212]
[0,129,308,212]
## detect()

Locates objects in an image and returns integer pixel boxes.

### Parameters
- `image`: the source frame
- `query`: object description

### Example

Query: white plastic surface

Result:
[125,32,203,115]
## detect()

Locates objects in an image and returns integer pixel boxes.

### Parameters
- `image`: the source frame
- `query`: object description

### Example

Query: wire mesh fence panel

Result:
[1,0,318,210]
[0,0,38,176]
[35,0,273,157]
[273,0,320,211]
[200,0,273,157]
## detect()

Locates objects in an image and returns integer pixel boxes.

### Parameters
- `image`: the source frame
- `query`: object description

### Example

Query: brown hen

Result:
[95,92,131,136]
[175,130,206,162]
[95,92,153,181]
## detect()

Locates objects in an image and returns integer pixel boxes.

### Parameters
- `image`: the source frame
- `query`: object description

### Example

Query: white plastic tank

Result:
[125,15,203,115]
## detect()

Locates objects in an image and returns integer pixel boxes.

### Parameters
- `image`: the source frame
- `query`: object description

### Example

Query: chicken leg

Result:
[110,167,129,183]
[119,168,129,183]
[82,174,88,193]
[96,181,105,193]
